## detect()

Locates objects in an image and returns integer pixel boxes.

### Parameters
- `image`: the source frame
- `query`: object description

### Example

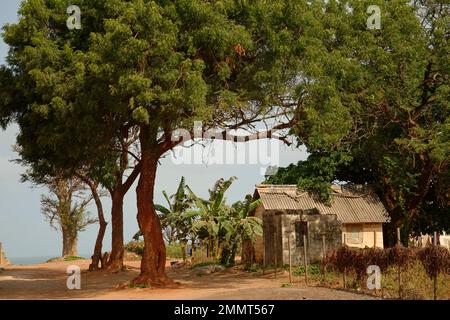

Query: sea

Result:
[7,254,90,265]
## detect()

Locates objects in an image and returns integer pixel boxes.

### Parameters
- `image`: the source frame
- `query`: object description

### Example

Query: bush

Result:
[323,245,450,299]
[124,240,144,256]
[166,243,184,259]
[244,264,261,272]
[417,245,450,279]
[46,256,84,263]
[125,241,185,259]
[293,264,320,276]
[333,246,356,273]
[64,256,84,262]
[387,244,415,269]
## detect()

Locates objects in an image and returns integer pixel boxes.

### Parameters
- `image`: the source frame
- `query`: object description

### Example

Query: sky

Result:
[0,1,307,261]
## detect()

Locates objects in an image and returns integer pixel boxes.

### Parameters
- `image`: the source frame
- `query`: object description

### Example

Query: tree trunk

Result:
[89,185,107,271]
[131,143,171,287]
[62,227,78,257]
[106,189,125,272]
[181,241,187,262]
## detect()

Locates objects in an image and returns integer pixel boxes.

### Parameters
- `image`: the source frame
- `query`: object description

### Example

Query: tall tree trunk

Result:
[131,139,171,287]
[62,227,78,257]
[88,184,107,271]
[106,189,125,271]
[181,241,187,262]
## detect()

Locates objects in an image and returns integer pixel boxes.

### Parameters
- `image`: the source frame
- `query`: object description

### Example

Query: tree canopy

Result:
[1,0,448,283]
[266,0,449,242]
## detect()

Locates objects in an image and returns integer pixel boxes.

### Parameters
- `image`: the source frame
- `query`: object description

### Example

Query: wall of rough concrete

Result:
[251,210,343,266]
[280,212,342,265]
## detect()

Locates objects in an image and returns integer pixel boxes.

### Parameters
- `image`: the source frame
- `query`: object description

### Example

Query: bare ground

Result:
[0,259,377,300]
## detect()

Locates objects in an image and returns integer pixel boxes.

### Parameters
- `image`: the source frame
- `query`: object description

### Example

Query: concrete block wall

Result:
[281,213,342,265]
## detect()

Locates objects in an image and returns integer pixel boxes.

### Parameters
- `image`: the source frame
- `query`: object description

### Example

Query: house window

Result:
[295,222,308,247]
[347,225,363,244]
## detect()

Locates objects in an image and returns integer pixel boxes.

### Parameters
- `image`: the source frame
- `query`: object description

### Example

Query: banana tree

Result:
[187,177,236,259]
[219,195,263,266]
[188,177,262,265]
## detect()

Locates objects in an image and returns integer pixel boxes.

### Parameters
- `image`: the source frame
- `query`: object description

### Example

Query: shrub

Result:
[417,246,450,279]
[334,246,356,274]
[125,241,185,259]
[166,243,184,259]
[244,264,261,272]
[46,256,84,263]
[417,245,450,299]
[387,244,415,269]
[64,256,84,262]
[293,264,320,276]
[124,240,144,256]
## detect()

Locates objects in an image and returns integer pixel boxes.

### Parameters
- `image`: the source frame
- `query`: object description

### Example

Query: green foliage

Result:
[244,263,261,273]
[0,0,309,177]
[166,243,184,259]
[265,1,449,238]
[63,255,84,262]
[292,264,320,276]
[125,240,184,259]
[46,255,84,262]
[156,177,195,246]
[188,177,262,266]
[124,240,144,256]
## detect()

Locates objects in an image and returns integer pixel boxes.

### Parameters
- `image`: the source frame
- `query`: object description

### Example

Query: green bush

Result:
[166,243,184,259]
[64,256,84,262]
[245,264,261,272]
[125,240,144,256]
[125,241,185,259]
[46,256,84,263]
[293,264,320,276]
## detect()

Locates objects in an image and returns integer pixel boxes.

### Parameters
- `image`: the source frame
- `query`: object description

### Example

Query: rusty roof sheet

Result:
[255,185,390,224]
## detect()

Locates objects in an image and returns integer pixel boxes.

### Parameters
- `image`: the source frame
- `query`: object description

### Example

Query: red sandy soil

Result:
[0,259,376,300]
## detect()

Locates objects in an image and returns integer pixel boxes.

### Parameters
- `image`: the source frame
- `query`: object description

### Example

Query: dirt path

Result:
[0,259,376,300]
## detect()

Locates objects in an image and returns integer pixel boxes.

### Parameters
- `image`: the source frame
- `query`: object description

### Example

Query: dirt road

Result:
[0,259,376,300]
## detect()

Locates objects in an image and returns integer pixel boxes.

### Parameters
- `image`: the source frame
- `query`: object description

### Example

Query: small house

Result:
[243,184,391,265]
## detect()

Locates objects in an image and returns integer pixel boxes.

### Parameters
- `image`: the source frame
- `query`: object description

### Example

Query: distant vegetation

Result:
[129,177,262,266]
[47,256,85,263]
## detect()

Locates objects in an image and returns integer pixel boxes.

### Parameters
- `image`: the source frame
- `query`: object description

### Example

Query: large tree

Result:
[267,0,449,244]
[1,0,304,286]
[1,0,143,272]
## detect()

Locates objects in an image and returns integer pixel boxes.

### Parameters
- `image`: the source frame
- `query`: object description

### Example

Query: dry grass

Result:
[285,262,449,300]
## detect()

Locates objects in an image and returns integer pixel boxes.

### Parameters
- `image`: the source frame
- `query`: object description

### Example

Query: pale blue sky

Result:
[0,1,307,261]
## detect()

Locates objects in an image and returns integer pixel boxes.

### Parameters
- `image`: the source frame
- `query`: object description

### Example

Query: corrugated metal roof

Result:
[255,184,390,224]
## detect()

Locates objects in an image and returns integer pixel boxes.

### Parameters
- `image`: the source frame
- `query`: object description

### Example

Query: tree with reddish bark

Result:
[0,0,346,286]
